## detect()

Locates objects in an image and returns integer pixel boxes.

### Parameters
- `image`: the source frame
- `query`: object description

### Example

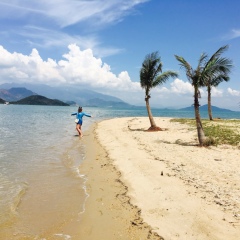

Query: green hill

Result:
[0,98,5,104]
[11,95,69,106]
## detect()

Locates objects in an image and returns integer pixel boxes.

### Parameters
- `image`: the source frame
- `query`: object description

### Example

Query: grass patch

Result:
[171,118,240,146]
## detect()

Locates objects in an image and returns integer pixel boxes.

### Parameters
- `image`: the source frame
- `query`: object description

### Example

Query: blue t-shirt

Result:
[71,112,91,124]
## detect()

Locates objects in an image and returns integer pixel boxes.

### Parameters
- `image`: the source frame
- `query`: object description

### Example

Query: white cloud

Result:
[0,46,64,83]
[0,1,149,59]
[5,26,122,58]
[227,87,240,96]
[0,0,150,28]
[154,86,170,93]
[0,44,239,110]
[170,78,193,94]
[222,28,240,41]
[0,44,140,91]
[226,29,240,40]
[211,87,223,97]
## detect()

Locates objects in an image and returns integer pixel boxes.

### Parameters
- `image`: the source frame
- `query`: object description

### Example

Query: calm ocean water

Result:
[0,104,239,239]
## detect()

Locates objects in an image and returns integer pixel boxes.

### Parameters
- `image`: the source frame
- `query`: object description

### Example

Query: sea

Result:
[0,104,240,239]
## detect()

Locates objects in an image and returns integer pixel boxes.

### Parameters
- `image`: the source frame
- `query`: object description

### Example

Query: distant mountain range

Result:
[0,83,132,108]
[0,83,237,111]
[0,87,37,101]
[180,104,234,112]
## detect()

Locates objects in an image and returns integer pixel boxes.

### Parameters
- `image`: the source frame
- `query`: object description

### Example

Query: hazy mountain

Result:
[85,98,131,108]
[0,83,130,107]
[0,87,37,101]
[180,104,234,112]
[11,95,69,106]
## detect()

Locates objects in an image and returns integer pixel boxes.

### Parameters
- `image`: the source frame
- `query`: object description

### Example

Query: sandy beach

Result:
[80,117,240,240]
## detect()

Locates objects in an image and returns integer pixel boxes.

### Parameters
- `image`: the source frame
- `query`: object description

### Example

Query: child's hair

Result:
[78,106,82,112]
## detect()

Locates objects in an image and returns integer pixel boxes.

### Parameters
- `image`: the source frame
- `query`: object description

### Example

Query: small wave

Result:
[54,233,72,240]
[0,173,28,226]
[10,182,28,214]
[60,140,90,215]
[78,182,90,215]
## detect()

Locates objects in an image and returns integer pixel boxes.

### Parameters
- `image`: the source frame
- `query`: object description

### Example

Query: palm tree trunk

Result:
[145,97,161,131]
[207,85,213,120]
[194,88,206,146]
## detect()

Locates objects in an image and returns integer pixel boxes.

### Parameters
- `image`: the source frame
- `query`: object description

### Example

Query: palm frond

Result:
[140,51,178,93]
[140,51,161,89]
[202,56,233,86]
[175,55,193,81]
[211,74,230,87]
[215,57,233,74]
[152,71,178,87]
[208,45,229,63]
[198,53,208,66]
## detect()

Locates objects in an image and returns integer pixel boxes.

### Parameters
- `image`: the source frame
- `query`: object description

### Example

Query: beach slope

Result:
[92,117,240,239]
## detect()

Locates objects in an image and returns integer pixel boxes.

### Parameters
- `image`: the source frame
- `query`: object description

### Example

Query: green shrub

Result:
[171,118,240,146]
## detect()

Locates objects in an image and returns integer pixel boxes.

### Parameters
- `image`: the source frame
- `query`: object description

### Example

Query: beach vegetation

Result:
[140,51,178,131]
[175,46,233,146]
[171,118,240,146]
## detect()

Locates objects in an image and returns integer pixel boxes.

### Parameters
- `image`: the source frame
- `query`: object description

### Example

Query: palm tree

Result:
[203,45,233,120]
[175,46,233,146]
[140,51,178,131]
[175,53,207,146]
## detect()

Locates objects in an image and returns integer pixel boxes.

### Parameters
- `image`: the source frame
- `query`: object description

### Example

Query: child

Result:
[71,107,92,137]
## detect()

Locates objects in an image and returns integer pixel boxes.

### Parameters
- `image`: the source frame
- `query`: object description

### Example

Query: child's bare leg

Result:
[76,125,81,135]
[76,124,83,137]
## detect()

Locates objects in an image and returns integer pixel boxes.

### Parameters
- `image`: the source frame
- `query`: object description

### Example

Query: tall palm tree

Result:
[203,45,233,120]
[175,53,207,146]
[175,46,233,146]
[140,51,178,131]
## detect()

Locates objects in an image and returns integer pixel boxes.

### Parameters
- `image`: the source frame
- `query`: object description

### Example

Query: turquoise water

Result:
[0,104,239,239]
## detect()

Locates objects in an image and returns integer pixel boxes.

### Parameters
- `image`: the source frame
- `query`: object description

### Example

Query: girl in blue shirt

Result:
[71,107,92,137]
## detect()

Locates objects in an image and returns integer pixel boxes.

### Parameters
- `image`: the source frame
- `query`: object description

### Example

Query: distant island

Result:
[10,95,69,106]
[180,104,234,112]
[0,98,5,104]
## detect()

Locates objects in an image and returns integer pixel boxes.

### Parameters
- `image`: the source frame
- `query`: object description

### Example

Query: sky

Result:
[0,0,240,110]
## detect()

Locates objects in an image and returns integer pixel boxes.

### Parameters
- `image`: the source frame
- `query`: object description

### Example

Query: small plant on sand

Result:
[202,137,216,146]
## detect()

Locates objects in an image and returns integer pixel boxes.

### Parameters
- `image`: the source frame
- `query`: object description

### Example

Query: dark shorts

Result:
[77,119,83,125]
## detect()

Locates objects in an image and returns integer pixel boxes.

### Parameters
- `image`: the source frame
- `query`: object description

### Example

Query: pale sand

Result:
[91,117,240,240]
[78,117,240,239]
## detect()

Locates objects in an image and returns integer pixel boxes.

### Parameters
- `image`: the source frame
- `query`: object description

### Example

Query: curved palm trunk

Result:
[207,85,213,120]
[194,87,206,146]
[145,97,161,131]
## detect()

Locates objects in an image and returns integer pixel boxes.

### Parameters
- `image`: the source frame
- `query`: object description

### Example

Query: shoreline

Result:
[78,124,161,239]
[80,117,240,239]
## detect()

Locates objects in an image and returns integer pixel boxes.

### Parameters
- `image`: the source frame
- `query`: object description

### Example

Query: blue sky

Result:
[0,0,240,110]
